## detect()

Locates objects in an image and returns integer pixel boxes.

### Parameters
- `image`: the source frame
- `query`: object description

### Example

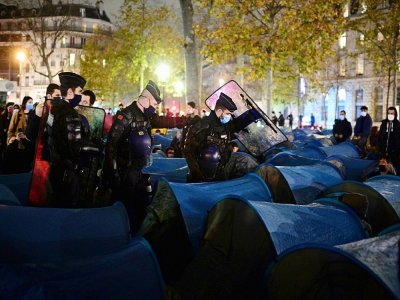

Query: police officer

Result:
[103,80,174,234]
[183,92,259,182]
[47,72,86,207]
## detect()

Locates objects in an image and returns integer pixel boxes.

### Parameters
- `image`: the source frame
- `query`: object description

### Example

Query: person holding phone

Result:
[7,96,33,145]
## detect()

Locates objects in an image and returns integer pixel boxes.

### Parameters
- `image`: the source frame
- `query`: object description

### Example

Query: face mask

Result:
[339,115,345,120]
[378,164,386,172]
[388,115,395,121]
[220,114,231,124]
[361,111,367,117]
[26,103,33,111]
[69,94,82,108]
[143,105,156,117]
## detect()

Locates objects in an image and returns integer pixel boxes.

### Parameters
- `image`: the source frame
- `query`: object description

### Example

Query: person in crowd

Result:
[2,131,33,174]
[183,92,259,182]
[170,130,183,158]
[26,84,61,148]
[378,106,400,174]
[299,114,303,128]
[80,90,96,106]
[332,110,352,144]
[102,80,178,234]
[46,72,86,207]
[365,126,380,159]
[310,113,315,128]
[117,103,124,112]
[353,105,373,155]
[7,96,33,145]
[271,111,278,126]
[180,101,201,154]
[278,112,285,127]
[200,109,207,118]
[165,147,175,158]
[368,155,397,178]
[287,113,293,129]
[0,102,14,163]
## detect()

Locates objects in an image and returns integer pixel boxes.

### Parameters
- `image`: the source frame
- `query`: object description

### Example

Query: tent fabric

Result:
[285,146,327,160]
[0,237,165,300]
[0,202,130,263]
[153,134,172,151]
[167,173,272,251]
[139,174,272,284]
[320,181,400,236]
[325,155,377,180]
[256,162,344,204]
[0,172,31,206]
[249,200,367,255]
[365,175,400,217]
[175,198,366,300]
[267,152,321,166]
[143,158,189,183]
[319,141,360,158]
[0,184,21,206]
[264,230,400,300]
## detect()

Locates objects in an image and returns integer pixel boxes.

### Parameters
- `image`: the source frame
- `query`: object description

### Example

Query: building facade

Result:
[0,0,113,104]
[304,0,399,128]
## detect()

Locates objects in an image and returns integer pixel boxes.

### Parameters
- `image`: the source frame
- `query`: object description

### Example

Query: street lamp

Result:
[16,51,26,100]
[155,63,170,114]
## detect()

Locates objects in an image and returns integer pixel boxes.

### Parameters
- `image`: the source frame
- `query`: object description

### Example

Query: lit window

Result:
[339,32,346,49]
[62,37,66,46]
[356,54,364,75]
[338,88,346,101]
[339,57,346,76]
[361,2,367,13]
[359,33,364,46]
[343,4,349,17]
[93,23,98,33]
[80,8,86,17]
[83,23,87,32]
[70,53,75,66]
[378,32,384,41]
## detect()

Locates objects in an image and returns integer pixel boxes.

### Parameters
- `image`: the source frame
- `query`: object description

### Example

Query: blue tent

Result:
[143,158,189,184]
[325,155,377,180]
[0,172,31,205]
[153,134,172,151]
[175,197,367,300]
[364,175,400,217]
[319,141,360,158]
[256,162,344,204]
[0,237,165,300]
[264,230,400,299]
[0,202,130,263]
[320,181,400,236]
[139,173,272,284]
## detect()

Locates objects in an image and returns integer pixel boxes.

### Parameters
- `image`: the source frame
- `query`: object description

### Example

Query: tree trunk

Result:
[265,64,272,116]
[386,68,391,110]
[179,0,200,108]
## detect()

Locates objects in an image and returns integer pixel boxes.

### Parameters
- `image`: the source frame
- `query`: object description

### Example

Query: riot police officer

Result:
[183,92,259,182]
[47,72,86,207]
[103,80,175,234]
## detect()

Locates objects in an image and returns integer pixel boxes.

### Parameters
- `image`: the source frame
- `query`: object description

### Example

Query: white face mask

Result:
[339,115,345,120]
[388,114,395,121]
[361,111,367,117]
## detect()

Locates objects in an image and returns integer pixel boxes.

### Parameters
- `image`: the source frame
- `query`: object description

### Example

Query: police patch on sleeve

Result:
[117,114,124,120]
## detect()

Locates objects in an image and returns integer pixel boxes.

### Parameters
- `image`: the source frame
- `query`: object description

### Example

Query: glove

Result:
[248,108,262,121]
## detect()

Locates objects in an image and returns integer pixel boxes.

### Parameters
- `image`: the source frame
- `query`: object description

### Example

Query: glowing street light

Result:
[16,51,26,99]
[156,63,170,114]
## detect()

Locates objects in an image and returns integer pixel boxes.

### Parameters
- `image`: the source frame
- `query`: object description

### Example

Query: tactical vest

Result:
[127,119,152,169]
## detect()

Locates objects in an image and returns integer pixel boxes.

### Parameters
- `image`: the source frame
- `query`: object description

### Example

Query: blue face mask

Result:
[26,103,33,111]
[143,105,156,117]
[69,94,82,108]
[220,114,231,124]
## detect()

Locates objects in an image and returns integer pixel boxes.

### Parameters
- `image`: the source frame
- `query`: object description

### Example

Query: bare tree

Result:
[17,0,72,83]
